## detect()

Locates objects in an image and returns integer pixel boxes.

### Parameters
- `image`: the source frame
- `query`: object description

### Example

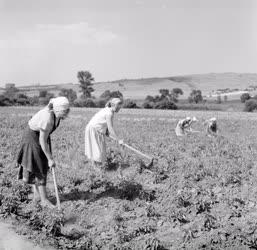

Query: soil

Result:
[0,221,54,250]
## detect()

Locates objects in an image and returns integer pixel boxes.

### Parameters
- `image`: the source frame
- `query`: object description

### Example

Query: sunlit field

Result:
[1,106,257,249]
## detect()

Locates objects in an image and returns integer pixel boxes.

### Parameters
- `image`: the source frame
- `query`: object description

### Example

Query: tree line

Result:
[0,70,221,110]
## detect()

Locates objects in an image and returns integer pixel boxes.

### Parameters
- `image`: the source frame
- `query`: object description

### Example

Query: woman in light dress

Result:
[175,116,198,136]
[17,97,70,208]
[85,98,123,172]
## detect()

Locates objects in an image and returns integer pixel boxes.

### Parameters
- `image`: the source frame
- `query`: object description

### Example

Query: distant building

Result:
[5,83,15,89]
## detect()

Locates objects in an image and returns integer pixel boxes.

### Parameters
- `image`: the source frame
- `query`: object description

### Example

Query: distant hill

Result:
[2,73,257,100]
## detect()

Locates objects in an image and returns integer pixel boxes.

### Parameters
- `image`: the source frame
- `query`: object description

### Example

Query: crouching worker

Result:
[85,98,124,175]
[16,97,70,208]
[204,117,218,137]
[175,116,198,136]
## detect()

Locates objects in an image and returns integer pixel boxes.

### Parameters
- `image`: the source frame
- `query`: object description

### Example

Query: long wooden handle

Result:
[123,143,153,161]
[109,136,152,161]
[52,168,61,210]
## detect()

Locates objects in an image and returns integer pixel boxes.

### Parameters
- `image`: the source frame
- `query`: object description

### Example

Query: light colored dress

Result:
[85,107,113,162]
[175,119,191,136]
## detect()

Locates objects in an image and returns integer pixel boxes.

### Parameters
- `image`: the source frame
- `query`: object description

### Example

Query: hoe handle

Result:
[110,136,153,161]
[123,143,153,161]
[52,167,61,210]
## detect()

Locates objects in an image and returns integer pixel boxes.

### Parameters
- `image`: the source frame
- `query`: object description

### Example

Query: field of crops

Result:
[1,107,257,249]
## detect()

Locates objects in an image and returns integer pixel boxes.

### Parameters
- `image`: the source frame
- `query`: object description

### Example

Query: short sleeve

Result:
[38,111,53,132]
[105,108,113,119]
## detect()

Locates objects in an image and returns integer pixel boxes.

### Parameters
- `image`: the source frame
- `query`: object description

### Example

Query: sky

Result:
[0,0,256,86]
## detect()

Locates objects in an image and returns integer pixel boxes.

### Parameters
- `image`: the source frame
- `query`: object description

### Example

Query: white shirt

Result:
[178,119,191,129]
[87,107,113,133]
[28,107,54,132]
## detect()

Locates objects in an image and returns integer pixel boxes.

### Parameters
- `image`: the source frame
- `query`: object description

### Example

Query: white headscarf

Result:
[49,97,70,112]
[105,98,123,108]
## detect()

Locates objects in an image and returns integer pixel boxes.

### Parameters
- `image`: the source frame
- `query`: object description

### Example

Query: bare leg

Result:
[32,184,40,203]
[38,185,55,208]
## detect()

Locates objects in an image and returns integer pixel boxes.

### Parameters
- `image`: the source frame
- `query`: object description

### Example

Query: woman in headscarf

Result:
[204,117,218,137]
[17,96,70,208]
[175,116,198,136]
[85,98,123,172]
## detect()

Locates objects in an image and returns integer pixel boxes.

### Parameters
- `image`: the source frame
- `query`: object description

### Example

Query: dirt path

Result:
[0,222,55,250]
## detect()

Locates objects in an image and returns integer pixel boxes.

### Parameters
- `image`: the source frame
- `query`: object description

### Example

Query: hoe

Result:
[52,167,61,210]
[110,136,155,170]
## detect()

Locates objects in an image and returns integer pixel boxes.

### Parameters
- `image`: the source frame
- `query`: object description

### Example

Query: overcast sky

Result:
[0,0,256,86]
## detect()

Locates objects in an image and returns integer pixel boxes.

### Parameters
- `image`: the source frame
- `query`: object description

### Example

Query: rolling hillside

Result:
[2,73,257,100]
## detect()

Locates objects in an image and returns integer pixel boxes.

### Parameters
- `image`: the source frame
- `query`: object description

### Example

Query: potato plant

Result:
[1,107,257,249]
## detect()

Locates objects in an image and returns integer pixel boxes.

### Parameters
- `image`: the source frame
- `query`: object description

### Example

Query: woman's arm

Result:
[39,129,55,167]
[106,113,118,140]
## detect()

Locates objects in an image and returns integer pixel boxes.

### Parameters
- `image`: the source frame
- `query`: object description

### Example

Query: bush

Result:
[0,95,12,106]
[216,95,222,104]
[172,88,184,96]
[145,95,155,102]
[154,100,177,110]
[240,93,251,103]
[0,182,30,217]
[28,96,39,106]
[38,97,50,106]
[27,209,64,236]
[16,98,30,106]
[244,99,257,112]
[178,103,222,111]
[142,101,154,109]
[39,90,48,98]
[38,93,55,106]
[94,98,107,108]
[100,90,111,99]
[74,98,96,107]
[16,93,28,99]
[123,99,139,109]
[4,86,19,99]
[188,90,203,104]
[100,90,123,99]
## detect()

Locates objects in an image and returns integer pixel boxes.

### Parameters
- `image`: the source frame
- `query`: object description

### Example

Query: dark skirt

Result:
[17,128,51,186]
[210,123,217,133]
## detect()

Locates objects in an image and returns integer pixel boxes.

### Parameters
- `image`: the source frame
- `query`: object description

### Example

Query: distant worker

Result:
[204,117,218,137]
[175,116,198,136]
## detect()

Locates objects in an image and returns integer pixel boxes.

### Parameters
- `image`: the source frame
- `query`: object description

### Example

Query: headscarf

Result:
[210,117,216,122]
[105,98,123,108]
[192,116,197,122]
[183,116,197,126]
[49,97,70,112]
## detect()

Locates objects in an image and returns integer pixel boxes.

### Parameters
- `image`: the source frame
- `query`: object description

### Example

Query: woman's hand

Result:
[39,129,54,167]
[48,159,56,169]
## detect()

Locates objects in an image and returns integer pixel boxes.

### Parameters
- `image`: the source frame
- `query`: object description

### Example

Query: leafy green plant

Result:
[27,208,64,236]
